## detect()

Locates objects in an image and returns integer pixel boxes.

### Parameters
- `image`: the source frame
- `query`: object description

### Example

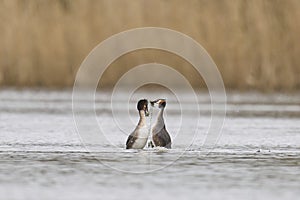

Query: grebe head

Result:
[137,99,149,116]
[150,99,166,109]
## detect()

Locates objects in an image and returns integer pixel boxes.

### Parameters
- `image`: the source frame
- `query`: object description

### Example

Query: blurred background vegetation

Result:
[0,0,299,91]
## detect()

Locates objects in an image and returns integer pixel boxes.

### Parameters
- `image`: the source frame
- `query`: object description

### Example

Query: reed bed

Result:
[0,0,299,90]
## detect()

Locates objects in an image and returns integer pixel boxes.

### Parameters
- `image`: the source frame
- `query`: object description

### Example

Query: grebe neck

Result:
[138,110,147,127]
[154,108,165,129]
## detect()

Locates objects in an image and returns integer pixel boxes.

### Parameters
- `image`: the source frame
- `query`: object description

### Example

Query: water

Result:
[0,89,300,200]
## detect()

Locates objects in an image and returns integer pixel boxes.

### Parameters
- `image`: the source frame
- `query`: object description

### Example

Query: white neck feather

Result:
[138,110,147,127]
[152,108,165,133]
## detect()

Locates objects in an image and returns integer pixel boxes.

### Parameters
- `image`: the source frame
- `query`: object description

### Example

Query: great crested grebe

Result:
[126,99,150,149]
[149,99,172,149]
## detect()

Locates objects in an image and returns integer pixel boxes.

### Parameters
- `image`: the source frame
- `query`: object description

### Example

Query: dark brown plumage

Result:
[152,125,172,149]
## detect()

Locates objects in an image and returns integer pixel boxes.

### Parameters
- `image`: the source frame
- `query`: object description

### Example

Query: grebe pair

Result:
[126,99,172,149]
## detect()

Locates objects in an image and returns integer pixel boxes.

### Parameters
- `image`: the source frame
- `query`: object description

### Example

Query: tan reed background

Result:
[0,0,299,90]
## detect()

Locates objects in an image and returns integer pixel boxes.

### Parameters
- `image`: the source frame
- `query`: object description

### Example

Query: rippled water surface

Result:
[0,89,300,200]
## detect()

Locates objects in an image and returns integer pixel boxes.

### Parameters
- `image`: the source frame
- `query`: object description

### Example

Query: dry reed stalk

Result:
[0,0,299,90]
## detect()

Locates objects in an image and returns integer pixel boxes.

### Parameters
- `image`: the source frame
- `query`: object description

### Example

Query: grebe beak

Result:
[145,108,149,116]
[150,99,166,106]
[150,100,159,107]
